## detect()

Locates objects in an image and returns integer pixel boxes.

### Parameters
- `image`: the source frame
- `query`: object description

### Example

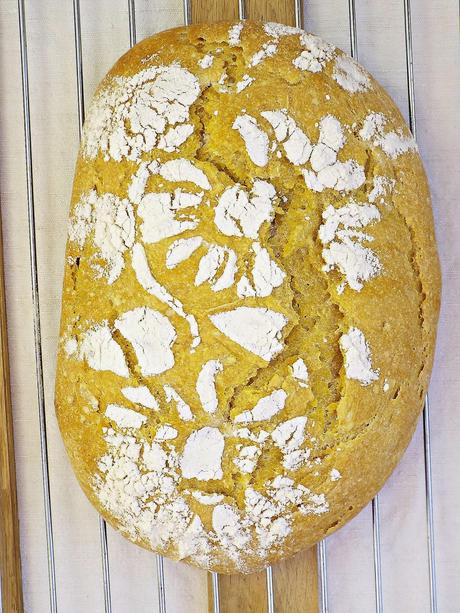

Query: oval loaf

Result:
[56,20,441,573]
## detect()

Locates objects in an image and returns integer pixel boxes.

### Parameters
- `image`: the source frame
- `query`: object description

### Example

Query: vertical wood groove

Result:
[0,205,24,612]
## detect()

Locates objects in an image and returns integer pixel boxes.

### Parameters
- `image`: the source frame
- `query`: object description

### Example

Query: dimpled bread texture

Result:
[55,20,441,574]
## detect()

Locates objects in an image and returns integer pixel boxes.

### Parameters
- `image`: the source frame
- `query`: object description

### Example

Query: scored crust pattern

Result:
[56,21,440,573]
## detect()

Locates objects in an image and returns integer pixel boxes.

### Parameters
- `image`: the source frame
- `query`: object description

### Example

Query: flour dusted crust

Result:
[55,21,441,574]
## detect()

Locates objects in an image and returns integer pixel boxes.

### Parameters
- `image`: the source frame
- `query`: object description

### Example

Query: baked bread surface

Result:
[55,20,441,573]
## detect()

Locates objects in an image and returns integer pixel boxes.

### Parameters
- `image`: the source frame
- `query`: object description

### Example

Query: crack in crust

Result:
[189,108,345,467]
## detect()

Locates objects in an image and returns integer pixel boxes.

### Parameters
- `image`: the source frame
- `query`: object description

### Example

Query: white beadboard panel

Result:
[132,0,185,40]
[79,0,132,109]
[0,0,458,611]
[303,0,351,54]
[107,527,160,613]
[379,420,431,612]
[24,2,106,610]
[1,0,61,611]
[326,504,376,613]
[412,1,460,612]
[2,1,102,611]
[353,0,409,123]
[163,557,209,612]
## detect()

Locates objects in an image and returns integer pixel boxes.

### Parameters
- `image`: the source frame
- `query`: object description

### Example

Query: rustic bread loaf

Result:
[55,20,440,574]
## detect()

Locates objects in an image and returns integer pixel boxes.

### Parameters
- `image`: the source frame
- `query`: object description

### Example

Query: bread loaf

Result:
[55,20,440,574]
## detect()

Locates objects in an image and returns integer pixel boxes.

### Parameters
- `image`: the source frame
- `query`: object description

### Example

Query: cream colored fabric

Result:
[0,0,458,610]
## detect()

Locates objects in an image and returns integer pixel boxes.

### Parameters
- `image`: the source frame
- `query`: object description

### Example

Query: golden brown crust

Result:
[55,20,440,574]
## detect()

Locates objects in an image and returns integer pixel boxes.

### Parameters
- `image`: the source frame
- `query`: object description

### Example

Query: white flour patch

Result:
[271,416,310,470]
[319,115,346,151]
[297,115,365,193]
[214,180,277,239]
[319,201,382,292]
[234,428,270,444]
[166,236,203,269]
[264,23,302,37]
[236,75,255,93]
[301,169,324,192]
[157,124,194,153]
[81,63,200,161]
[64,337,78,356]
[164,385,194,421]
[181,427,225,480]
[261,110,312,165]
[196,360,223,413]
[198,54,214,69]
[210,307,288,361]
[114,307,176,376]
[246,492,292,550]
[79,323,129,377]
[268,475,329,516]
[132,242,201,349]
[291,358,309,387]
[142,442,167,472]
[292,34,335,73]
[319,202,381,245]
[68,190,135,284]
[150,499,209,561]
[310,143,337,172]
[333,54,371,93]
[155,425,178,441]
[237,242,285,298]
[340,327,380,385]
[159,159,211,190]
[368,175,396,204]
[127,160,159,205]
[232,114,269,167]
[105,404,147,430]
[212,504,250,558]
[242,475,328,552]
[122,386,159,410]
[138,190,201,245]
[228,22,244,46]
[359,112,417,158]
[234,445,261,474]
[195,245,237,292]
[128,160,208,206]
[234,390,287,423]
[249,42,278,67]
[192,491,224,505]
[322,238,382,293]
[94,429,213,563]
[330,468,342,481]
[175,514,212,563]
[302,160,365,193]
[212,249,238,292]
